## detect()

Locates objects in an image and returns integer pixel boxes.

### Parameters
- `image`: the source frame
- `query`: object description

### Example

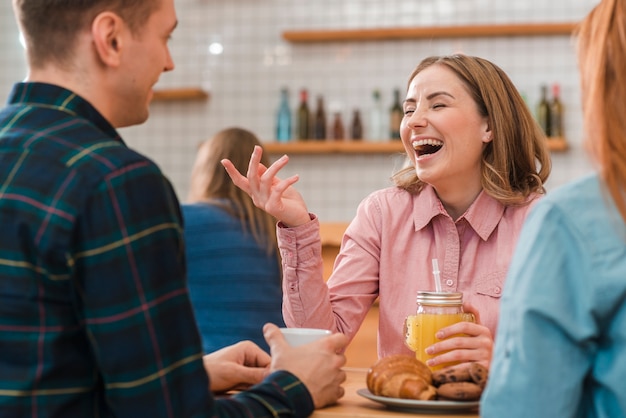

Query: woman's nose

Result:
[406,107,427,128]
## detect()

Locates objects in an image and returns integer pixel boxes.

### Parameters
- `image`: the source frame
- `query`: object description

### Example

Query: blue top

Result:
[0,82,312,417]
[482,174,626,418]
[182,202,285,353]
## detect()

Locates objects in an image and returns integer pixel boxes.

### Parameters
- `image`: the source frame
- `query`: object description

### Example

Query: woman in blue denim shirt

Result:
[483,1,626,416]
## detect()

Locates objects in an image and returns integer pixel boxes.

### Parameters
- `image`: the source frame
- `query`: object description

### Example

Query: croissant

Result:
[366,354,437,400]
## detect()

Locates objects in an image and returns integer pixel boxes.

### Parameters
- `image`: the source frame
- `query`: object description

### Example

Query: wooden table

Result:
[311,368,480,418]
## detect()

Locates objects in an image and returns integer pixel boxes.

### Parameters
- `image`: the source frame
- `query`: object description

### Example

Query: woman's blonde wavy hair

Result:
[391,54,551,206]
[576,0,626,222]
[188,127,277,255]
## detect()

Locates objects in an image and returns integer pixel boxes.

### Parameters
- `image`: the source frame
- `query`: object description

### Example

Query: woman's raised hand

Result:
[221,145,312,227]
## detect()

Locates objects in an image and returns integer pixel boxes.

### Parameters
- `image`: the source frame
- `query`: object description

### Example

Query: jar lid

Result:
[416,291,463,305]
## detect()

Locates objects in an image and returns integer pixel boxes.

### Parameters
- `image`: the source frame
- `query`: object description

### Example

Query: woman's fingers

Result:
[258,155,289,197]
[224,145,286,210]
[426,345,491,369]
[221,158,251,194]
[224,146,308,224]
[424,322,493,368]
[246,146,264,195]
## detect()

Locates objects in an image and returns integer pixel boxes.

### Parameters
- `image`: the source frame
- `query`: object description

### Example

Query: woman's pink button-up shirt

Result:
[278,185,540,359]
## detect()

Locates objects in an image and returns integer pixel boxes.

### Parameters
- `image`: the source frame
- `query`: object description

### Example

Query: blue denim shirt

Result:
[483,174,626,418]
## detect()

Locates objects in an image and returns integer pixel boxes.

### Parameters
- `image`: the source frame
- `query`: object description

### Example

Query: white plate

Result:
[357,388,480,413]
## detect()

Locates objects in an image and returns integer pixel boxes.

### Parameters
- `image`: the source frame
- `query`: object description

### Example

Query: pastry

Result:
[432,364,471,386]
[431,362,489,401]
[437,381,483,401]
[366,356,488,402]
[366,354,436,400]
[468,362,488,388]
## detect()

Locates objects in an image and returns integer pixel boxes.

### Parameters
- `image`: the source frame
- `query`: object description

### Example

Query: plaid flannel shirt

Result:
[0,82,313,418]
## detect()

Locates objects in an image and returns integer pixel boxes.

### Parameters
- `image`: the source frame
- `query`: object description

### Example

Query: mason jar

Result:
[404,291,475,370]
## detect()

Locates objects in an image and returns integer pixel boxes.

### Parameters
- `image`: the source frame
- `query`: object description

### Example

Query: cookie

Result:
[437,381,483,401]
[468,362,488,388]
[432,364,471,386]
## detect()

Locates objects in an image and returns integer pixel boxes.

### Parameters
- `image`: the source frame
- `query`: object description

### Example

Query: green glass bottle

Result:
[389,88,403,140]
[536,84,551,137]
[297,88,311,140]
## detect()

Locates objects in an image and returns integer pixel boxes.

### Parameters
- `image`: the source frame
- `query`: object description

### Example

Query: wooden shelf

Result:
[264,140,405,154]
[264,138,567,154]
[151,88,209,102]
[282,22,578,43]
[547,137,568,151]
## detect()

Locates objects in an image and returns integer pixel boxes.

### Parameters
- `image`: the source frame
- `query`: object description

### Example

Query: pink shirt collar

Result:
[413,185,506,241]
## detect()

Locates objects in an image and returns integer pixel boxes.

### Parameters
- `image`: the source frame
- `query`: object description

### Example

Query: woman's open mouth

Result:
[412,139,443,157]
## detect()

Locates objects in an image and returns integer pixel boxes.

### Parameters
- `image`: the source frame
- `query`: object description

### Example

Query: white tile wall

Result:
[0,0,599,221]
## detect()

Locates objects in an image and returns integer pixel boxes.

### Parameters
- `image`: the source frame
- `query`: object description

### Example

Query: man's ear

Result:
[91,12,124,67]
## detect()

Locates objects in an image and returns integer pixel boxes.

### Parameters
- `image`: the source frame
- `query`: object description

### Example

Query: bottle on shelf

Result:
[297,88,311,140]
[549,83,564,139]
[332,112,345,141]
[368,89,384,142]
[313,95,327,140]
[276,87,292,142]
[389,88,403,140]
[351,109,363,141]
[536,84,551,137]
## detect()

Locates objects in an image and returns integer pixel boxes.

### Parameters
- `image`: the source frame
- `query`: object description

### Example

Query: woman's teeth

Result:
[412,139,443,156]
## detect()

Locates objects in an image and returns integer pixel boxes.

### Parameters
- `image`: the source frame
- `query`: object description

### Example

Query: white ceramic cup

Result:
[279,327,332,346]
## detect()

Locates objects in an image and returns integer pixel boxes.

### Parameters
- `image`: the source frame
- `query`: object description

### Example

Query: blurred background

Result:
[0,0,598,222]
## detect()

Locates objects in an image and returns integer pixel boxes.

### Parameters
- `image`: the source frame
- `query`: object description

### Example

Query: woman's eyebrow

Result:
[403,91,454,106]
[426,91,454,100]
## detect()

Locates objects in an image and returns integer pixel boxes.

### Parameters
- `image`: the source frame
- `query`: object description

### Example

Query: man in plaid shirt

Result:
[0,0,348,417]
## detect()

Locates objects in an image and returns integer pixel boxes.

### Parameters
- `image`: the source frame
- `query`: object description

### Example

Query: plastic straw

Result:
[432,258,442,292]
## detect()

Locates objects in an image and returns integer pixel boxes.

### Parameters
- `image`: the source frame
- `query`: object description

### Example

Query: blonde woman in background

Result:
[483,0,626,416]
[183,127,285,353]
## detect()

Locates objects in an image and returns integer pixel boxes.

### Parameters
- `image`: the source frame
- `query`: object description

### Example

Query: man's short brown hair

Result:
[13,0,160,68]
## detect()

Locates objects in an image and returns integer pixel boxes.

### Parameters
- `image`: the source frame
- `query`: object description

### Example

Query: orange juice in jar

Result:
[404,291,474,370]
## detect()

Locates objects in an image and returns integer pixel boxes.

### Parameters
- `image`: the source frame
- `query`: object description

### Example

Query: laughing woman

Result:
[223,55,551,369]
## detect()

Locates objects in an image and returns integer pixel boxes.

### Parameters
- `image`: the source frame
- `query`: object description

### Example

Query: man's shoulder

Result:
[1,86,159,178]
[4,111,157,177]
[0,114,167,216]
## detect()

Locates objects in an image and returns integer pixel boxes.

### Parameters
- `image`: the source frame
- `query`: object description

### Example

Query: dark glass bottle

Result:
[297,89,311,140]
[276,88,292,142]
[549,83,564,139]
[351,109,363,140]
[536,84,551,137]
[332,112,345,141]
[313,95,327,140]
[389,88,403,140]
